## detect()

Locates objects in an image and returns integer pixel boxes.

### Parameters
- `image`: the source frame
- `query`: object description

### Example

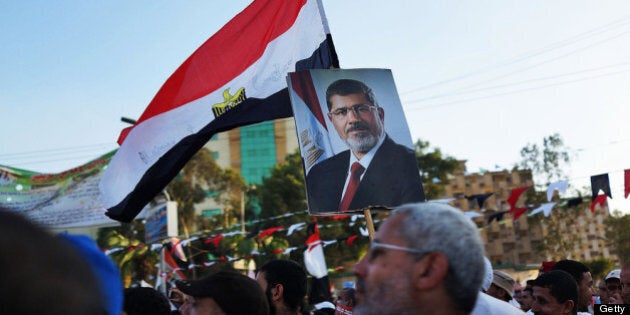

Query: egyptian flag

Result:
[100,0,339,222]
[304,219,333,304]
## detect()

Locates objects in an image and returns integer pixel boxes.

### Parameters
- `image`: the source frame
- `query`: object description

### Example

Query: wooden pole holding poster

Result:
[363,208,376,241]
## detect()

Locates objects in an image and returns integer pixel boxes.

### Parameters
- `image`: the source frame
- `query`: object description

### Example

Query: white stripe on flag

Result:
[100,0,334,218]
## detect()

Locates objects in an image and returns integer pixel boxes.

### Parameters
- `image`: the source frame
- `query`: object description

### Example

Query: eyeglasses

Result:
[608,284,622,291]
[367,241,431,261]
[329,104,375,118]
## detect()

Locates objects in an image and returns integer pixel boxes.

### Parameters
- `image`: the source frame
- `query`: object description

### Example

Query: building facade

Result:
[195,118,299,218]
[443,161,615,274]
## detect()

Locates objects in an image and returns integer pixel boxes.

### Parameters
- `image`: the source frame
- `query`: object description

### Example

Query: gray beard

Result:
[345,134,378,154]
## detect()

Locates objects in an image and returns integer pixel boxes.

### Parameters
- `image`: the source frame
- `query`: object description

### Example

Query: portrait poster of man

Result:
[287,68,425,215]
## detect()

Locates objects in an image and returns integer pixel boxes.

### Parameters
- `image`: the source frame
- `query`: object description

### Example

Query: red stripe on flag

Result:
[290,70,328,129]
[122,0,307,143]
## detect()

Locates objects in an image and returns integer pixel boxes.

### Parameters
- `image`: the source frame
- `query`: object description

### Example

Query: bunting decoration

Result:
[287,222,306,236]
[546,180,568,202]
[259,226,284,239]
[506,186,530,211]
[590,194,607,213]
[488,211,507,223]
[530,202,556,217]
[590,174,612,200]
[466,193,493,209]
[509,207,529,221]
[346,235,359,246]
[203,235,224,248]
[567,197,583,208]
[625,169,630,199]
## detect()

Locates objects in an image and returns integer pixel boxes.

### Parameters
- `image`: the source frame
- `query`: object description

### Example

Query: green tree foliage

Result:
[519,133,581,259]
[605,211,630,263]
[519,133,571,188]
[534,200,586,260]
[253,149,370,271]
[258,151,308,218]
[583,257,616,281]
[414,139,460,199]
[96,228,158,288]
[166,148,245,233]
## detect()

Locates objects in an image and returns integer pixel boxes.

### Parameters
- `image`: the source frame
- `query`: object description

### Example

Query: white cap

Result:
[606,269,621,281]
[314,301,335,310]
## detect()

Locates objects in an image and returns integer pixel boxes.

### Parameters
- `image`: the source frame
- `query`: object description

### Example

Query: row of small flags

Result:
[104,170,630,279]
[106,168,628,267]
[105,217,370,278]
[458,170,630,222]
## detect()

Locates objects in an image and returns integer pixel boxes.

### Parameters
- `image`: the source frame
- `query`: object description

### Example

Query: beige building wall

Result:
[443,161,615,271]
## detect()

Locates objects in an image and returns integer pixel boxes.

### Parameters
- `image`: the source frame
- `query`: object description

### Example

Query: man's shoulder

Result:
[307,150,350,178]
[471,293,525,315]
[379,136,415,156]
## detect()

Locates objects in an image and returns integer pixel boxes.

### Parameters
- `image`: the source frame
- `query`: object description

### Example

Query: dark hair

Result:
[533,270,578,315]
[551,260,590,284]
[0,210,106,315]
[258,259,307,312]
[325,79,378,110]
[123,287,171,315]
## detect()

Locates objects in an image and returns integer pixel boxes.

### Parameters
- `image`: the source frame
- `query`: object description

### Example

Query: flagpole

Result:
[363,208,375,241]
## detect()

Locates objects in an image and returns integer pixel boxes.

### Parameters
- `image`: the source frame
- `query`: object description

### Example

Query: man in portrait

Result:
[305,78,425,213]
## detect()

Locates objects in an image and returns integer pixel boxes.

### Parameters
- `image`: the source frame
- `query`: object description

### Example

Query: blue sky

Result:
[2,1,630,211]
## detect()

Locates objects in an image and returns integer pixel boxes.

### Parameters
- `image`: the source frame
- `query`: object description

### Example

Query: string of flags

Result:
[105,215,374,276]
[105,169,630,281]
[467,169,630,223]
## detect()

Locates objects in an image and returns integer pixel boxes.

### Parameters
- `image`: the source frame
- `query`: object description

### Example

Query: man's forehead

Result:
[329,93,370,106]
[375,215,405,236]
[533,286,553,299]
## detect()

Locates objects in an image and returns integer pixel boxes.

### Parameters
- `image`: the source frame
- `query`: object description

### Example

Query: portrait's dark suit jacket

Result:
[305,135,425,213]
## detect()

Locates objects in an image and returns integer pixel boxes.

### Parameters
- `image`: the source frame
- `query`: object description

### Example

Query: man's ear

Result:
[561,299,574,314]
[271,284,284,301]
[377,107,385,121]
[413,252,449,290]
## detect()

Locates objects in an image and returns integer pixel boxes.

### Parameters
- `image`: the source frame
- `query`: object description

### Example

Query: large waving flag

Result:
[100,0,338,222]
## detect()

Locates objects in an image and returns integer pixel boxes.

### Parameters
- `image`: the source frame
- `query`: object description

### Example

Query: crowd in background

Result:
[2,202,629,315]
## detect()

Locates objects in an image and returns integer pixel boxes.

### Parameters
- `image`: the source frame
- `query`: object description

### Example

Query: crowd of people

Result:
[2,201,629,315]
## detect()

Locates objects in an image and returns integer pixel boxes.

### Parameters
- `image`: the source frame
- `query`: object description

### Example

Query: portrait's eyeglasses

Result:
[329,104,375,118]
[608,284,622,291]
[367,241,431,261]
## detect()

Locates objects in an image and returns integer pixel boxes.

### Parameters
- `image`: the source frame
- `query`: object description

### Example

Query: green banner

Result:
[0,150,119,228]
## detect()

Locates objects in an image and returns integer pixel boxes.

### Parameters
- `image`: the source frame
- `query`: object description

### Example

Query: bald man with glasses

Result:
[353,202,486,315]
[305,79,424,213]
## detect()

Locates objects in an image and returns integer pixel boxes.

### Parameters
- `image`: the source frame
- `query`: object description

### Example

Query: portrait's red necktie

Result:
[338,162,365,211]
